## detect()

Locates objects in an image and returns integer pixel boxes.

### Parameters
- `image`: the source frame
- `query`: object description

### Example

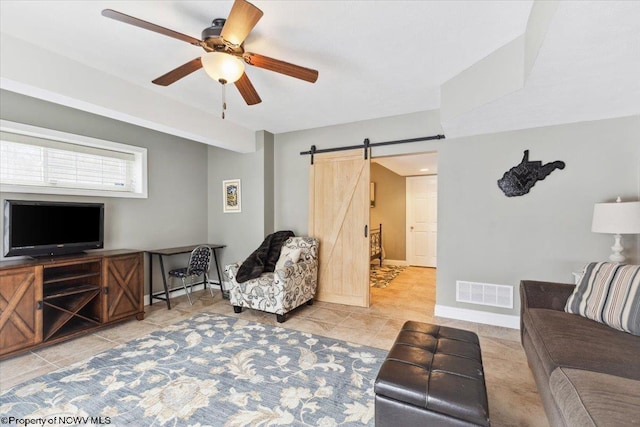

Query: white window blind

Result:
[0,121,147,198]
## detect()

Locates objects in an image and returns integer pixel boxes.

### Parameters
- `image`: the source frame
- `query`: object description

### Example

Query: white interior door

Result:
[406,175,437,267]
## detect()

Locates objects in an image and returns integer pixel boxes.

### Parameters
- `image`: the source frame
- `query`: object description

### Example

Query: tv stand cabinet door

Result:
[0,266,43,356]
[103,253,144,322]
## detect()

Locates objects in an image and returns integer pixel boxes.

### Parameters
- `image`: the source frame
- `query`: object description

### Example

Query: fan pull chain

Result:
[222,83,226,119]
[219,78,228,119]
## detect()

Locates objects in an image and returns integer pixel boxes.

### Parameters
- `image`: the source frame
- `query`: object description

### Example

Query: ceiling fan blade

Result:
[220,0,264,46]
[234,72,262,105]
[102,9,202,46]
[243,53,318,83]
[152,58,203,86]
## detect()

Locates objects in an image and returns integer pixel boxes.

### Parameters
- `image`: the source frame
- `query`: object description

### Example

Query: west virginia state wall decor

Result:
[497,150,565,197]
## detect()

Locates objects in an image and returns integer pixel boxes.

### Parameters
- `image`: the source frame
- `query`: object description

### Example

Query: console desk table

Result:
[147,244,225,309]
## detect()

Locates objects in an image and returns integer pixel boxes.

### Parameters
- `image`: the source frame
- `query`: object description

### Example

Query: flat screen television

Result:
[3,200,104,258]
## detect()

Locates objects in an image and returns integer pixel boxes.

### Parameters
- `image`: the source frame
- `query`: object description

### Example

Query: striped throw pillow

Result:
[565,262,640,336]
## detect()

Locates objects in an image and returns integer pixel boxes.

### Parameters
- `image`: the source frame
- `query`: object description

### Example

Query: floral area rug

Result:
[0,314,387,427]
[370,265,406,289]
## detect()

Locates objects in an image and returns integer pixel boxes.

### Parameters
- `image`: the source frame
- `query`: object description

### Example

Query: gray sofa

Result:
[520,280,640,427]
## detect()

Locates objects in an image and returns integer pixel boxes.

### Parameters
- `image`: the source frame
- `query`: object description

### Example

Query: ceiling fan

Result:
[102,0,318,117]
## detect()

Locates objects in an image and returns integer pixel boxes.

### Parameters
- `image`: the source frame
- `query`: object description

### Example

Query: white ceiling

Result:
[443,1,640,137]
[1,1,639,150]
[373,153,438,177]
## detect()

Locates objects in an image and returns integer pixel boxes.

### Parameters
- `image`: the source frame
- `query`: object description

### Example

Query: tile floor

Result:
[0,267,549,426]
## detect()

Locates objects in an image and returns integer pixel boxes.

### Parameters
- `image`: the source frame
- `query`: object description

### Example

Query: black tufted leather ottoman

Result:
[374,321,490,426]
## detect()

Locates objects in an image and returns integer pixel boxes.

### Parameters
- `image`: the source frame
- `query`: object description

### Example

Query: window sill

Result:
[1,184,147,199]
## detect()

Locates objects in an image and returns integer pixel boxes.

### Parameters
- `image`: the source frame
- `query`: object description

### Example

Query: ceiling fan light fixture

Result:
[201,52,245,83]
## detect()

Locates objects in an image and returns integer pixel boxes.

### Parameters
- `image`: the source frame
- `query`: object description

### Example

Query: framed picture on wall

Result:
[223,179,241,213]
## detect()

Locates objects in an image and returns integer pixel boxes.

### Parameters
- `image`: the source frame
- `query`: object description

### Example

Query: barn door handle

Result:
[364,225,368,237]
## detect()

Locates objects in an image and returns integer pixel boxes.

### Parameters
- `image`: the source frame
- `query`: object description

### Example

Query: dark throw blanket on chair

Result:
[236,230,295,283]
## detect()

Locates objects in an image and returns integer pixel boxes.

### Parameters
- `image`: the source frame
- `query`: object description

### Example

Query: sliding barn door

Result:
[309,149,370,307]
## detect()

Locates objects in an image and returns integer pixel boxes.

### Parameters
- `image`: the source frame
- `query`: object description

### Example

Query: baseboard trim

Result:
[144,281,220,306]
[144,285,200,306]
[381,259,408,266]
[434,304,520,330]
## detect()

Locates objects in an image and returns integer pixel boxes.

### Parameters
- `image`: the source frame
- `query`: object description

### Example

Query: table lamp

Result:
[591,197,640,263]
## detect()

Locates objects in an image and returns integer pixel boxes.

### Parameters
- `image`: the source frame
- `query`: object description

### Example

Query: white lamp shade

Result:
[592,201,640,234]
[201,52,245,83]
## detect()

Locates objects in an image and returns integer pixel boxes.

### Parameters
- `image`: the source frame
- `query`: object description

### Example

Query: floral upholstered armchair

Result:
[225,237,319,323]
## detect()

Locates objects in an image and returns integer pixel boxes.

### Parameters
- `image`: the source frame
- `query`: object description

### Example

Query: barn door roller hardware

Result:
[302,134,445,165]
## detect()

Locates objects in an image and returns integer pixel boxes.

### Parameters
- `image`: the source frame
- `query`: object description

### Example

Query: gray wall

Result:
[207,131,274,269]
[0,90,209,296]
[274,111,445,233]
[274,111,640,317]
[370,163,406,261]
[4,88,638,320]
[437,116,640,315]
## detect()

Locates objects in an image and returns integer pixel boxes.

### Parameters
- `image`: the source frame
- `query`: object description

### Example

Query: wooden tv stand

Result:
[0,250,144,359]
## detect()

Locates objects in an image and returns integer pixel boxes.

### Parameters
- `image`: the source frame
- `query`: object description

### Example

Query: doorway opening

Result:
[369,152,438,313]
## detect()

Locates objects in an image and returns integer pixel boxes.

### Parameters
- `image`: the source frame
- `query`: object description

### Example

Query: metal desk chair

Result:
[168,245,213,305]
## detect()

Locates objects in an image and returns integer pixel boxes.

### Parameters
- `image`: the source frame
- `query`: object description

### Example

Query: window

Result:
[0,120,147,198]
